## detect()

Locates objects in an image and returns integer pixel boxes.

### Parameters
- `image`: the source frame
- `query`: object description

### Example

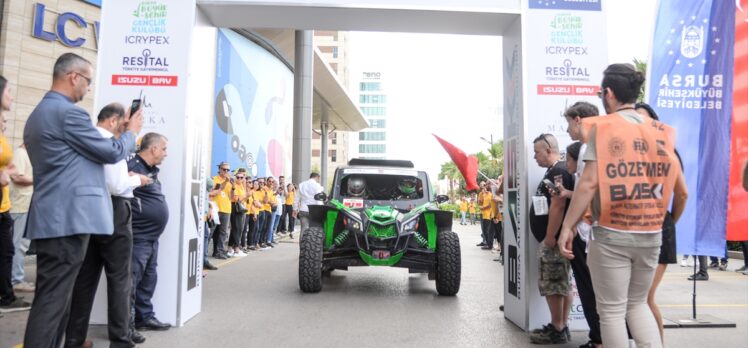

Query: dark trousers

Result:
[256,211,270,245]
[742,242,748,267]
[212,212,230,255]
[203,221,214,263]
[243,215,254,247]
[229,212,246,248]
[493,220,503,252]
[24,234,90,348]
[65,197,133,348]
[485,220,496,246]
[278,204,289,232]
[131,239,158,323]
[287,210,296,233]
[480,219,491,244]
[569,235,602,344]
[0,211,14,303]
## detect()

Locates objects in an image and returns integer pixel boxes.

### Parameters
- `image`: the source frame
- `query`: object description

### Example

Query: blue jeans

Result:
[132,239,158,323]
[203,221,214,263]
[460,212,466,225]
[267,213,279,243]
[255,211,270,245]
[271,214,281,235]
[11,213,30,284]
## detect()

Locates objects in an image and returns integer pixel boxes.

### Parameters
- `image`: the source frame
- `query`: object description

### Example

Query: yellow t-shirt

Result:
[0,137,13,213]
[480,191,494,219]
[211,175,233,214]
[459,200,468,213]
[232,185,245,203]
[253,189,268,212]
[285,191,295,205]
[245,189,255,215]
[468,202,476,214]
[267,188,278,209]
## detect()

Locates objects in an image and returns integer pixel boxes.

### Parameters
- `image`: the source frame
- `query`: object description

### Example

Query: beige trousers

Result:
[587,239,662,348]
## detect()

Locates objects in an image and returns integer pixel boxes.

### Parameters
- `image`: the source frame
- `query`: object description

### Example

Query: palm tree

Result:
[438,162,460,199]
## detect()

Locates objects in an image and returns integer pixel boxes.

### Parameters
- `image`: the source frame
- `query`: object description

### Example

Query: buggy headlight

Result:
[402,218,419,232]
[343,213,362,231]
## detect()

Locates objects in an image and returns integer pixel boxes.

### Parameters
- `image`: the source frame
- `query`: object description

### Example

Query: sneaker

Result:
[289,233,294,239]
[680,258,688,267]
[563,326,571,341]
[214,253,228,260]
[261,245,271,250]
[203,262,218,270]
[234,250,247,257]
[477,242,487,247]
[709,261,719,268]
[735,265,747,273]
[530,325,568,345]
[718,262,728,271]
[531,323,554,335]
[688,272,709,281]
[0,297,31,313]
[227,250,235,257]
[248,245,257,251]
[13,281,35,292]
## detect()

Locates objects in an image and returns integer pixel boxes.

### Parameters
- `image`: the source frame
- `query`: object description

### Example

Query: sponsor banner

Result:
[212,29,293,180]
[521,0,608,332]
[529,0,601,12]
[727,1,748,241]
[94,0,198,326]
[647,0,736,255]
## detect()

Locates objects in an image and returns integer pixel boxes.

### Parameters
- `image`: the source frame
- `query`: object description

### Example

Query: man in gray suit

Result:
[23,53,142,348]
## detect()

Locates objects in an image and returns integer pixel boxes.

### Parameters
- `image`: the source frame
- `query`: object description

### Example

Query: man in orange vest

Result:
[558,63,688,348]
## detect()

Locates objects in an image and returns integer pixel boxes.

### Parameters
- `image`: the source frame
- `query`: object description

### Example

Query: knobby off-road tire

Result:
[299,226,324,293]
[436,231,461,296]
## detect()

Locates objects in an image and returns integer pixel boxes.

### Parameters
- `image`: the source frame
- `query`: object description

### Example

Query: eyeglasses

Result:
[220,168,230,172]
[236,176,245,180]
[537,134,552,149]
[71,72,92,86]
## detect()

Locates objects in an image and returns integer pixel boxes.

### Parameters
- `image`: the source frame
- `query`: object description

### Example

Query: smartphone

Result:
[542,178,560,194]
[131,99,142,115]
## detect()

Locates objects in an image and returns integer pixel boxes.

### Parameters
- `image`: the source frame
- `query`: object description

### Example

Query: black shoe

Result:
[709,261,719,268]
[130,329,146,344]
[579,341,599,348]
[203,261,218,270]
[493,257,501,262]
[135,317,172,331]
[214,253,228,260]
[481,246,492,250]
[477,242,487,247]
[688,272,709,281]
[289,233,294,239]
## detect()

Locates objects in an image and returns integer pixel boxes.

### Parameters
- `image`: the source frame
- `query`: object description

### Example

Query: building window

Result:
[329,149,337,162]
[361,107,386,117]
[359,144,386,153]
[369,119,386,128]
[332,46,339,58]
[331,132,337,145]
[359,132,386,141]
[359,94,386,104]
[312,149,321,157]
[359,82,381,91]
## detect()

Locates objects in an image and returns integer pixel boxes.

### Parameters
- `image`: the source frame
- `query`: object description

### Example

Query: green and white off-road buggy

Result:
[298,159,461,296]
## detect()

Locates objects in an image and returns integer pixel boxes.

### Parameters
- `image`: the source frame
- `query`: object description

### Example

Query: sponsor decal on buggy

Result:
[342,199,364,209]
[343,168,418,176]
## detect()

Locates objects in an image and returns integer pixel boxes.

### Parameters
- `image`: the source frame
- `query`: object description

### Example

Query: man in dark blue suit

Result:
[23,53,142,348]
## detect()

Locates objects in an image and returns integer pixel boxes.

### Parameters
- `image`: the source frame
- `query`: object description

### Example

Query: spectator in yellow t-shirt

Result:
[252,177,272,249]
[241,179,254,251]
[478,182,494,249]
[283,184,296,238]
[262,178,279,247]
[459,197,469,225]
[468,198,477,225]
[228,169,248,257]
[210,162,234,259]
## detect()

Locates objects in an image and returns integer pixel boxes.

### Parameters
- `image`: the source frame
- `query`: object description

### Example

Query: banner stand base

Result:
[665,314,736,329]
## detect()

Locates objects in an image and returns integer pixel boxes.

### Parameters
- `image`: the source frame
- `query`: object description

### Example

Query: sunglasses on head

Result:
[537,134,552,149]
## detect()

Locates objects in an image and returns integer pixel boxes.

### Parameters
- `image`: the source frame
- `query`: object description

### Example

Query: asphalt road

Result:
[2,223,747,347]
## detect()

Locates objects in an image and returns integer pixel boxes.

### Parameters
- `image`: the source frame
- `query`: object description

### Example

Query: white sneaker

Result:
[680,259,688,267]
[227,251,235,257]
[235,250,247,257]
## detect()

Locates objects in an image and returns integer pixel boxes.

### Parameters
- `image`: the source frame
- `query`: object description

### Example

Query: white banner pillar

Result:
[91,0,204,327]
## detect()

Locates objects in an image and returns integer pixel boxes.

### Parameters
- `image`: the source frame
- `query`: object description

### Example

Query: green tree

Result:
[633,58,647,102]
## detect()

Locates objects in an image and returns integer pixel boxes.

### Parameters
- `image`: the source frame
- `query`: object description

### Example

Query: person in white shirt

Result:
[64,103,150,347]
[293,172,324,235]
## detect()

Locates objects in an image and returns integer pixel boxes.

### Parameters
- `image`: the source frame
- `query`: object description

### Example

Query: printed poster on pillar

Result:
[524,0,608,332]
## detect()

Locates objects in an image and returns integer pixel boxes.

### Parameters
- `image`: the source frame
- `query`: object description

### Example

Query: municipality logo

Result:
[666,16,724,68]
[131,1,167,34]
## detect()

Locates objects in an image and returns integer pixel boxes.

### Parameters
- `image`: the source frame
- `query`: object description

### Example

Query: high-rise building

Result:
[311,31,351,184]
[352,71,387,160]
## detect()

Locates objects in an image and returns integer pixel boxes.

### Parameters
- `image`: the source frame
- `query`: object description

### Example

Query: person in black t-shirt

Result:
[528,133,574,345]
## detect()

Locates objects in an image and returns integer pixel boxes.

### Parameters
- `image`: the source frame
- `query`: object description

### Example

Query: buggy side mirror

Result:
[314,192,328,201]
[435,195,449,204]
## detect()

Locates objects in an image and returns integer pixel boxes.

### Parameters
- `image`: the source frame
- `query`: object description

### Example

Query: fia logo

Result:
[633,138,649,155]
[680,25,704,59]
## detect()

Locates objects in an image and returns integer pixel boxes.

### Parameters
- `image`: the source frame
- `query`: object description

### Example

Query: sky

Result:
[346,0,657,178]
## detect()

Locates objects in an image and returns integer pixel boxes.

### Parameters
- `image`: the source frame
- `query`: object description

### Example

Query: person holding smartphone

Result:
[210,162,233,259]
[528,133,575,345]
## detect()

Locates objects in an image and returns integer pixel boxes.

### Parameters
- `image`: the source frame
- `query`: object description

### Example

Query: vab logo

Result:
[680,25,704,59]
[633,138,649,154]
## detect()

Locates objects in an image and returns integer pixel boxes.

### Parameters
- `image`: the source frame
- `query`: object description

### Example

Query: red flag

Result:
[433,134,479,191]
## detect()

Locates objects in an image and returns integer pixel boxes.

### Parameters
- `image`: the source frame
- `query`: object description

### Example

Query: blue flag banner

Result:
[647,0,735,257]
